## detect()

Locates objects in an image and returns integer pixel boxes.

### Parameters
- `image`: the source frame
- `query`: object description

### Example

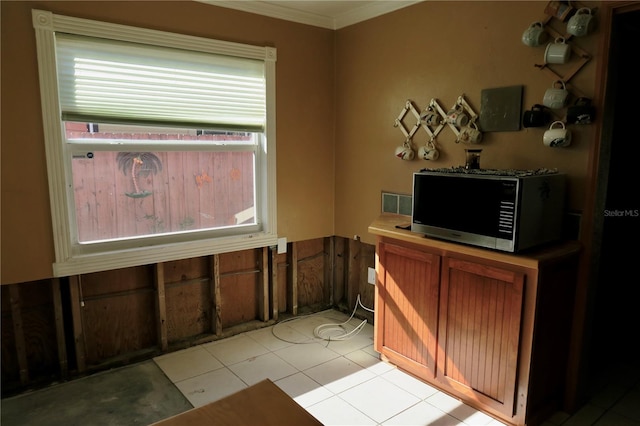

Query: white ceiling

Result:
[198,1,423,30]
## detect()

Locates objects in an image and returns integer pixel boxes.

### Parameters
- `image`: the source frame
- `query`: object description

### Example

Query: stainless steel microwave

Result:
[411,169,566,252]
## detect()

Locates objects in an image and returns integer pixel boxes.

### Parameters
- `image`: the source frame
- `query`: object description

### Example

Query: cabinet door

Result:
[375,241,440,379]
[437,257,524,417]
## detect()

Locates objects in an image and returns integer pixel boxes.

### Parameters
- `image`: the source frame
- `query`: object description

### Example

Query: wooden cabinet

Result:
[374,241,440,380]
[437,257,524,418]
[369,214,581,426]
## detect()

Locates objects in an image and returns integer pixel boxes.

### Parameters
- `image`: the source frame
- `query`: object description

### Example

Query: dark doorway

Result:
[589,8,640,372]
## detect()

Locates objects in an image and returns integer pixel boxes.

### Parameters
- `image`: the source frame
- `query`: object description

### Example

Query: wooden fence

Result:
[72,150,254,242]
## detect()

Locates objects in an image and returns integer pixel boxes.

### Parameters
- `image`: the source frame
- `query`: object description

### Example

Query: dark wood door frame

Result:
[566,0,640,412]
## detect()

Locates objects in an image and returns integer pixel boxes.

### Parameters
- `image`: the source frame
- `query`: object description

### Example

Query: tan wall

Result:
[1,0,603,283]
[334,1,602,245]
[0,1,336,284]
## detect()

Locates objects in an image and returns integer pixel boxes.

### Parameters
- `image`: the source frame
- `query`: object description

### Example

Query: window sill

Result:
[53,233,278,277]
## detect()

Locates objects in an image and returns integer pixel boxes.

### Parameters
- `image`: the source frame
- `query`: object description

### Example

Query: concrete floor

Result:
[0,361,192,426]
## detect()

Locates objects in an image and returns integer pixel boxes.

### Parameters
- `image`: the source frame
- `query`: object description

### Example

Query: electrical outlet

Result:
[277,237,287,254]
[367,267,376,285]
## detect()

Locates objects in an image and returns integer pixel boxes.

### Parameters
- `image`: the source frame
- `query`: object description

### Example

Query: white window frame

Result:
[32,9,277,277]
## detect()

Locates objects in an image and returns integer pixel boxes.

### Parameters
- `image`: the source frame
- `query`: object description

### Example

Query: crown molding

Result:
[196,1,422,30]
[333,1,421,29]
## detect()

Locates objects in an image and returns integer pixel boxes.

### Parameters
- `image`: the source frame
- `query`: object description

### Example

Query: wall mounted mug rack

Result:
[522,1,596,134]
[445,95,480,138]
[393,95,480,161]
[420,99,447,141]
[533,12,593,99]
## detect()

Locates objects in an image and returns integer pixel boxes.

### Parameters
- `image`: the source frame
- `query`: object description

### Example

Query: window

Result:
[33,10,277,276]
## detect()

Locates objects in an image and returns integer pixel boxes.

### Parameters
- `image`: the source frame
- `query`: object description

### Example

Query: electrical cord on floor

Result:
[313,294,373,342]
[271,294,374,345]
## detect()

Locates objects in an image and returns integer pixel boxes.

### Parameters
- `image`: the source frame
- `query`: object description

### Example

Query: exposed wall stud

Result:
[270,247,279,321]
[9,284,29,384]
[258,247,269,321]
[287,242,298,315]
[52,278,68,378]
[325,237,335,306]
[68,275,86,372]
[154,263,168,351]
[212,254,223,336]
[347,238,361,310]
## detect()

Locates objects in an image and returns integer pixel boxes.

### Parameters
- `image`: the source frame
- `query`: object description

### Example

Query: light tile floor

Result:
[154,308,640,426]
[153,309,507,425]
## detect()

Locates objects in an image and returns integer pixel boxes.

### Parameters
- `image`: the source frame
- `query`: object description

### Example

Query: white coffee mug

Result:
[543,121,572,147]
[395,144,414,160]
[418,145,439,160]
[457,122,483,144]
[447,107,469,127]
[544,37,571,64]
[543,80,569,109]
[522,21,548,47]
[421,110,441,127]
[567,8,595,37]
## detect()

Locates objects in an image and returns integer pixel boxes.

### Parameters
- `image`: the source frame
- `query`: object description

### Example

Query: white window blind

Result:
[55,34,266,132]
[33,9,277,276]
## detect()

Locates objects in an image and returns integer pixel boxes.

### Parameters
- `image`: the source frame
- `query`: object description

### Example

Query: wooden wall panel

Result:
[0,238,374,395]
[1,285,19,386]
[165,280,211,343]
[163,257,212,342]
[218,249,261,327]
[81,290,157,364]
[163,257,210,283]
[296,238,324,259]
[220,273,258,328]
[1,281,61,395]
[80,265,153,295]
[79,268,157,365]
[16,283,59,378]
[296,239,328,309]
[218,249,259,274]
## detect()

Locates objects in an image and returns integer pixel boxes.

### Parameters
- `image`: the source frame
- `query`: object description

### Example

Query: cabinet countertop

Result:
[368,213,582,270]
